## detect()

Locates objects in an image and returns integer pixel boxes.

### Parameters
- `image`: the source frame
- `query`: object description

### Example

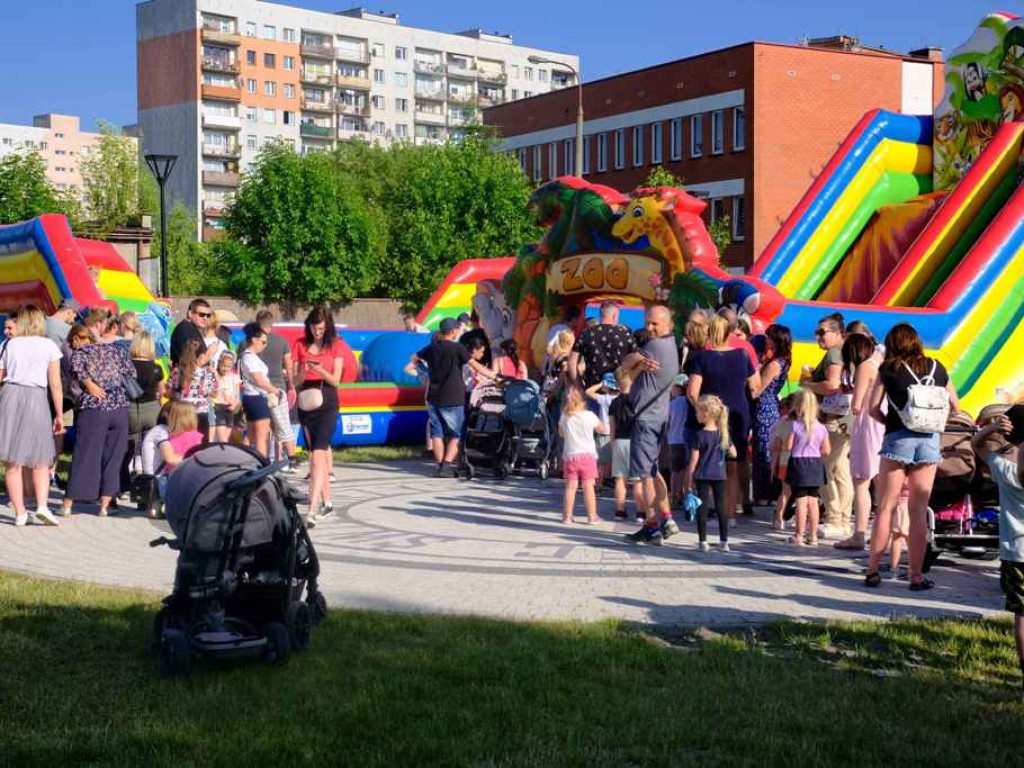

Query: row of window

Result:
[517,107,745,180]
[243,49,296,70]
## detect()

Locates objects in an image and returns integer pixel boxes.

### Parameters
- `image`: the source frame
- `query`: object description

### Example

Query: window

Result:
[394,72,408,87]
[548,143,558,180]
[614,128,625,169]
[524,90,533,98]
[563,138,574,176]
[284,56,295,70]
[511,89,519,100]
[283,28,296,43]
[710,198,724,222]
[246,50,256,65]
[631,126,644,167]
[372,95,385,109]
[246,107,257,123]
[651,123,663,165]
[55,132,64,139]
[395,97,408,112]
[517,148,527,173]
[733,106,745,151]
[245,22,257,37]
[262,25,276,41]
[263,108,276,124]
[372,43,385,58]
[283,111,294,125]
[395,124,408,138]
[264,81,276,96]
[670,118,682,161]
[597,133,607,172]
[264,53,276,69]
[533,145,542,182]
[524,66,533,81]
[711,109,724,155]
[247,78,257,93]
[690,115,703,157]
[372,121,386,135]
[582,135,591,174]
[538,69,548,82]
[284,83,295,98]
[373,69,385,83]
[393,46,407,61]
[511,64,519,78]
[732,197,746,240]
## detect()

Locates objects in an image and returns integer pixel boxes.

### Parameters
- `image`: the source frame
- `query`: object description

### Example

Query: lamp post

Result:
[144,153,178,298]
[529,56,583,177]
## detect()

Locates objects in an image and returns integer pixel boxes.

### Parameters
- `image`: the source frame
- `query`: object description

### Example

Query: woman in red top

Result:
[492,339,529,379]
[292,306,344,524]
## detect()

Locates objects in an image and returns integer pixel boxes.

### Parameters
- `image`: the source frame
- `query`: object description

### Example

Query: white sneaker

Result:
[32,509,60,527]
[719,542,730,553]
[14,512,28,527]
[59,506,73,517]
[698,541,710,553]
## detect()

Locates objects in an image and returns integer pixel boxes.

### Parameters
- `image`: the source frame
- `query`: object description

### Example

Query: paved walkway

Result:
[0,460,1004,628]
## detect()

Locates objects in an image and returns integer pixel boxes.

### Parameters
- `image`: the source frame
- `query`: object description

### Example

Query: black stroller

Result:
[150,444,326,677]
[460,381,515,479]
[503,378,552,480]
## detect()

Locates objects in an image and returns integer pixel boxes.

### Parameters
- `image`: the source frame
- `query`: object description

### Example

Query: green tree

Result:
[709,216,732,264]
[0,150,79,226]
[641,165,685,189]
[215,141,386,304]
[157,202,222,296]
[80,121,150,234]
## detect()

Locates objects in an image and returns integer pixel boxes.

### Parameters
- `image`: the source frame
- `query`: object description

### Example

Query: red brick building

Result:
[484,38,944,268]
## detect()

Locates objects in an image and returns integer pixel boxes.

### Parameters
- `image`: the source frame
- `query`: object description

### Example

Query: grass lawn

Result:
[1,570,1022,766]
[332,444,425,464]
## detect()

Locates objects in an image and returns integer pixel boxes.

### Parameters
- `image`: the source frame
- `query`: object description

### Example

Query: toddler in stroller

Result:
[504,377,552,479]
[150,443,326,677]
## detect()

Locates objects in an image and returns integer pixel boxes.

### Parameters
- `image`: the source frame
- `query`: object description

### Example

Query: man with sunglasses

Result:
[170,298,220,368]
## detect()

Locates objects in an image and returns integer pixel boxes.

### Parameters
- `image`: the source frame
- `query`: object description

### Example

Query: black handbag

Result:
[123,372,144,401]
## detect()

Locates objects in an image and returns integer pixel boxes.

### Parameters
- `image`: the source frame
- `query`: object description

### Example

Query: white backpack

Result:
[890,361,950,434]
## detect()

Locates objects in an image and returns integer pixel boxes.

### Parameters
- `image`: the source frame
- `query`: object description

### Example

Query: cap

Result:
[457,312,471,325]
[601,372,620,390]
[439,317,459,334]
[673,373,689,388]
[58,298,80,312]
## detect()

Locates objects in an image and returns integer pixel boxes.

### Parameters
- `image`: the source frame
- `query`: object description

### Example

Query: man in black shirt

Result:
[169,298,220,367]
[414,317,492,476]
[569,301,637,388]
[458,310,493,367]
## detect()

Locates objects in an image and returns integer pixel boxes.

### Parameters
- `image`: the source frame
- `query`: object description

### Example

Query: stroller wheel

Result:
[159,629,191,678]
[311,590,328,625]
[539,461,549,481]
[286,601,312,651]
[151,607,185,655]
[462,463,476,481]
[495,462,511,480]
[263,622,292,664]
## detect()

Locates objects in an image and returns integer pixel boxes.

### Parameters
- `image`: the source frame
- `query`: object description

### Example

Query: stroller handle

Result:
[225,459,290,491]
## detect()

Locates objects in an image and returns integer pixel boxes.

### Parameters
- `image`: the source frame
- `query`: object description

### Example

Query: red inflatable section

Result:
[39,214,115,313]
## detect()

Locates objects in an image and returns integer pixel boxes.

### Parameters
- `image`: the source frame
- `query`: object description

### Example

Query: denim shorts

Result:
[879,428,941,466]
[428,403,465,441]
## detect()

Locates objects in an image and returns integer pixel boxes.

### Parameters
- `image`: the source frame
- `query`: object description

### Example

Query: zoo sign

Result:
[548,253,662,301]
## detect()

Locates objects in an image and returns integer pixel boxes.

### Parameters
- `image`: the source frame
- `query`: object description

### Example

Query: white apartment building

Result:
[136,0,579,240]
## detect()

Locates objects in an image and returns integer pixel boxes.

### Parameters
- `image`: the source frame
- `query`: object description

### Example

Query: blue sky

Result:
[0,0,1005,130]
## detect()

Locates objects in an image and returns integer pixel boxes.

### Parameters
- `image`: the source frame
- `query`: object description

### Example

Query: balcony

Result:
[414,60,444,75]
[477,94,503,108]
[202,170,240,187]
[203,201,227,217]
[300,123,334,139]
[202,143,241,159]
[301,42,336,59]
[336,102,371,117]
[477,70,508,85]
[415,110,446,126]
[202,56,240,75]
[447,112,472,127]
[300,70,334,87]
[415,86,446,101]
[301,97,334,113]
[201,83,241,102]
[338,125,370,141]
[202,114,242,130]
[446,64,477,79]
[201,26,241,46]
[447,91,476,105]
[414,135,445,147]
[203,226,226,242]
[335,48,370,65]
[336,73,371,90]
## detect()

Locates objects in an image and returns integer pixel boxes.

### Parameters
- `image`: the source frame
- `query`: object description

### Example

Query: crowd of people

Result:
[0,298,343,530]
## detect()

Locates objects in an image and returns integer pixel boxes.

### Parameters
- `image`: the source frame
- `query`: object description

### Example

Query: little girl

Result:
[785,388,831,546]
[685,395,736,552]
[769,394,795,530]
[558,385,606,524]
[210,351,241,443]
[890,479,911,579]
[462,338,492,396]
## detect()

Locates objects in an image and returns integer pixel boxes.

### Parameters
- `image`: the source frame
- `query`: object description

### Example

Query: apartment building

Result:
[136,0,579,241]
[0,114,131,204]
[484,38,943,268]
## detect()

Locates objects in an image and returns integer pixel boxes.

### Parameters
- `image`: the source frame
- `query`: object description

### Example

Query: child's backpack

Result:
[889,361,950,433]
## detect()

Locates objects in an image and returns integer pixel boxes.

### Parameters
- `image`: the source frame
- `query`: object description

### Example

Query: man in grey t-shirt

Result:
[256,310,298,472]
[45,299,79,347]
[621,305,679,545]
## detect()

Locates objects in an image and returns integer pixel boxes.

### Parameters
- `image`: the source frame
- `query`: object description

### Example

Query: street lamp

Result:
[529,56,583,178]
[144,153,178,298]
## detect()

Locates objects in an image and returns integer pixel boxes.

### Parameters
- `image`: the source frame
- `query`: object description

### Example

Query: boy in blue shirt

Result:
[971,406,1024,699]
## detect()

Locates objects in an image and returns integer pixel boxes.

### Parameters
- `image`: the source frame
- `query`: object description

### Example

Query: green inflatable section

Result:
[949,265,1024,392]
[796,171,933,300]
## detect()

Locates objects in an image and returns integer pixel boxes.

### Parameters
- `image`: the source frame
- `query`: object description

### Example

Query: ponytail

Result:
[501,339,520,372]
[697,395,730,451]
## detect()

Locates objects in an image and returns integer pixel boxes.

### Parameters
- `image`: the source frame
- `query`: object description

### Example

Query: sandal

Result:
[834,535,866,551]
[806,537,819,547]
[864,571,882,588]
[909,577,935,592]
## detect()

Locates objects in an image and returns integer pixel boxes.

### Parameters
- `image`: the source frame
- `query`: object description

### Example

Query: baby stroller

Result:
[460,380,515,479]
[503,378,552,480]
[925,411,1000,571]
[150,444,326,677]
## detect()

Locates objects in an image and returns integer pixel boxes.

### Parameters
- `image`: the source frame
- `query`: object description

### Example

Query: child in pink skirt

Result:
[558,385,607,524]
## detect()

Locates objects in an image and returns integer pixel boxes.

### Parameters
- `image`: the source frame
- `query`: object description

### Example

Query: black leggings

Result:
[696,479,728,543]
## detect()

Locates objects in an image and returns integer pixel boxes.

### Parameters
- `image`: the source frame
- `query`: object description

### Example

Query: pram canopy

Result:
[165,444,293,552]
[503,378,543,427]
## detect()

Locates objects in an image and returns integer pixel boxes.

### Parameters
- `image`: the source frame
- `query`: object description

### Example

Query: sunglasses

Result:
[814,328,830,337]
[196,311,213,318]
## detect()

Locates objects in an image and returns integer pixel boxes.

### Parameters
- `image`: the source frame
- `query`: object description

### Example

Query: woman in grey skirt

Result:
[0,305,64,526]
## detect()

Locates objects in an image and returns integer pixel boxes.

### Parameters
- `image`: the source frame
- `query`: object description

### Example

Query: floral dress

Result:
[753,359,790,501]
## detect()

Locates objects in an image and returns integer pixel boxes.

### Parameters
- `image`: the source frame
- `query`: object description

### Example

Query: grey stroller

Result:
[150,444,326,677]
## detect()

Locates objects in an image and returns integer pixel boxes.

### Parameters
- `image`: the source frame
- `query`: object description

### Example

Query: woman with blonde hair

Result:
[122,331,164,487]
[0,305,64,526]
[785,388,831,546]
